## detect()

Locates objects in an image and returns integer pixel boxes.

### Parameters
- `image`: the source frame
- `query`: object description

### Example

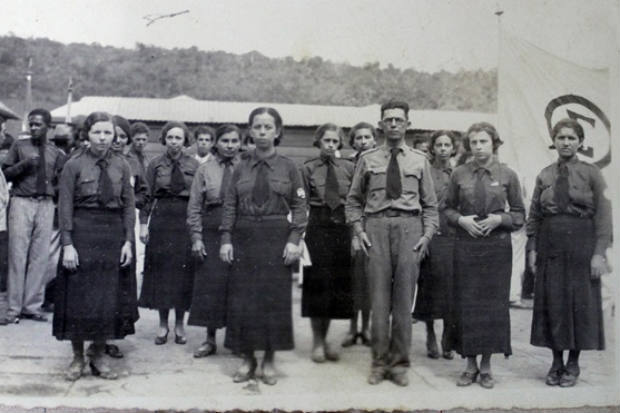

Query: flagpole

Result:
[495,4,503,114]
[22,57,33,132]
[65,77,73,124]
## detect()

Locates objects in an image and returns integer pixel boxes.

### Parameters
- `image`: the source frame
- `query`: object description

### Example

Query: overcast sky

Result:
[2,0,615,72]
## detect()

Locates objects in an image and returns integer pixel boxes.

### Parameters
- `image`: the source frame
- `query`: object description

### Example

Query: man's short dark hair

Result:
[130,121,151,137]
[380,100,410,119]
[28,108,52,126]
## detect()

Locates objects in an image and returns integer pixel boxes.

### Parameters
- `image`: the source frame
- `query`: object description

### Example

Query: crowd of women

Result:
[0,102,611,389]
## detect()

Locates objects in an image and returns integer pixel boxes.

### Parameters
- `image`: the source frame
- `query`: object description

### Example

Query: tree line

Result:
[0,35,497,115]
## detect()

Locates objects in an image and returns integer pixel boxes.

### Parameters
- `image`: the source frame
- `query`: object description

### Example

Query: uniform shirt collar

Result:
[380,143,406,157]
[470,155,499,175]
[557,155,579,167]
[249,150,277,169]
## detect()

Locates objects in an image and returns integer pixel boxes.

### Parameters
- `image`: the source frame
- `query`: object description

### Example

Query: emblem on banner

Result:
[544,94,611,169]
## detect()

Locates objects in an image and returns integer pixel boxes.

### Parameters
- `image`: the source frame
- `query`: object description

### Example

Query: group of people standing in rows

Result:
[0,99,611,389]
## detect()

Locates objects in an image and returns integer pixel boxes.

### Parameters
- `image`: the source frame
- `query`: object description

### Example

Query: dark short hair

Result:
[81,111,116,141]
[194,125,216,141]
[211,124,242,155]
[380,100,409,119]
[463,122,503,153]
[112,115,131,144]
[551,118,584,142]
[248,107,284,146]
[130,121,150,138]
[313,123,345,150]
[348,122,377,148]
[412,134,430,149]
[160,121,192,147]
[28,108,52,126]
[429,130,458,156]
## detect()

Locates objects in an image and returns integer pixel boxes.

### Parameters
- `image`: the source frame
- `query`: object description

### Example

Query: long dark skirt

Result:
[139,197,194,311]
[53,208,137,341]
[451,229,512,356]
[224,216,294,353]
[188,206,229,329]
[413,234,455,321]
[302,207,353,319]
[530,215,604,351]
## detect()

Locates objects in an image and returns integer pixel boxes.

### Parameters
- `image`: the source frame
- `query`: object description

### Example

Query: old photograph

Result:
[0,0,618,411]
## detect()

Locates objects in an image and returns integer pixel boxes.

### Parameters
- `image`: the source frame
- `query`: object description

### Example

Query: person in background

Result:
[127,122,150,175]
[187,124,242,358]
[2,109,66,324]
[444,122,525,389]
[139,121,199,346]
[528,118,612,387]
[345,101,439,387]
[0,168,9,325]
[0,115,15,165]
[301,123,354,363]
[219,107,306,385]
[191,125,216,164]
[54,111,135,381]
[412,135,431,159]
[412,130,458,360]
[341,122,376,348]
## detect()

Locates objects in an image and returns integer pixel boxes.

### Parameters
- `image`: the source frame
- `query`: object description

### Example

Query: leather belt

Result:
[367,208,420,218]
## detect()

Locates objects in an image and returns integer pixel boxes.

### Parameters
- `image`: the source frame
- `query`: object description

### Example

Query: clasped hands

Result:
[219,242,301,265]
[458,214,502,238]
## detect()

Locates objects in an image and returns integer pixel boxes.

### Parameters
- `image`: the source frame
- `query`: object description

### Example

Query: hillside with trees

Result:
[0,35,496,116]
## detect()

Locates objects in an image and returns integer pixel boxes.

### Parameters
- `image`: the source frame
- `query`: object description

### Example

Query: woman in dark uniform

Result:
[139,121,199,345]
[413,130,457,360]
[187,124,242,358]
[528,118,611,387]
[300,123,354,362]
[54,111,136,380]
[341,122,376,347]
[444,122,525,389]
[220,107,307,385]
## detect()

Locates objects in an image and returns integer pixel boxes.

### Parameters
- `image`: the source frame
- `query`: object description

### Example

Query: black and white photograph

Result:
[0,0,618,411]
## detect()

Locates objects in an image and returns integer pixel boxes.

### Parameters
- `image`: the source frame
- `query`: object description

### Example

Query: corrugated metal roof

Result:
[51,96,496,131]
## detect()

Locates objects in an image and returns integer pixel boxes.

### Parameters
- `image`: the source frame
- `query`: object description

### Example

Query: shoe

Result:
[65,357,85,381]
[456,369,479,386]
[341,332,356,347]
[479,372,495,389]
[89,360,118,380]
[367,370,385,385]
[359,330,371,346]
[20,312,47,321]
[324,343,340,362]
[545,366,563,386]
[390,372,409,387]
[442,350,454,360]
[260,361,278,385]
[194,341,217,358]
[233,356,257,383]
[559,364,580,387]
[311,346,326,363]
[154,328,169,345]
[426,339,440,359]
[105,344,124,359]
[174,333,187,345]
[5,314,19,324]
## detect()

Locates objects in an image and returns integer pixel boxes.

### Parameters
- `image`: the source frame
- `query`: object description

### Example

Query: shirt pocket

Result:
[77,174,98,197]
[236,177,253,197]
[269,177,291,197]
[401,165,421,197]
[569,173,594,209]
[367,166,387,202]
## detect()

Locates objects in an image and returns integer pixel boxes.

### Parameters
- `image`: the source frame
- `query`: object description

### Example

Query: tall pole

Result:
[65,77,73,124]
[495,4,503,114]
[22,57,33,132]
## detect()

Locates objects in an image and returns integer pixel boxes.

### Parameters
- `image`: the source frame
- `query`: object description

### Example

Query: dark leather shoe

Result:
[545,366,563,386]
[390,372,409,387]
[89,359,118,380]
[559,364,580,387]
[367,370,385,385]
[341,332,356,347]
[105,344,124,358]
[194,341,217,358]
[427,338,440,359]
[154,329,169,345]
[456,369,479,386]
[359,330,371,346]
[479,372,495,389]
[442,350,454,360]
[174,333,187,345]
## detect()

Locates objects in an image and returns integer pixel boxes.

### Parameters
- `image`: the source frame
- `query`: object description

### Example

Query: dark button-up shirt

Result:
[187,153,240,243]
[139,151,199,224]
[2,137,66,197]
[125,145,147,177]
[430,161,453,235]
[301,156,354,207]
[444,157,525,231]
[526,157,612,255]
[124,154,149,210]
[219,150,307,245]
[345,144,439,240]
[58,149,135,246]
